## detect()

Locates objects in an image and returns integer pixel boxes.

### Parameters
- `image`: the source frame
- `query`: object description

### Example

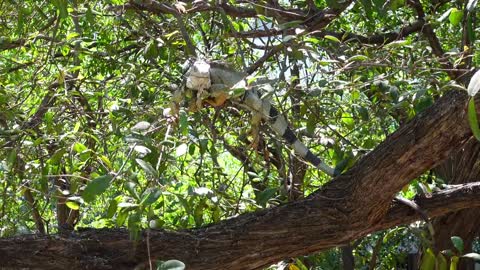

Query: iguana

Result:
[180,59,339,177]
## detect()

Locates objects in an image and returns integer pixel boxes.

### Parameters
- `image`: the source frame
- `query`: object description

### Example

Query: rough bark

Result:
[432,138,480,269]
[1,183,480,270]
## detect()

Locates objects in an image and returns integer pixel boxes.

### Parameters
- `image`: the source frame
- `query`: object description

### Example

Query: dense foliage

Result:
[1,0,479,269]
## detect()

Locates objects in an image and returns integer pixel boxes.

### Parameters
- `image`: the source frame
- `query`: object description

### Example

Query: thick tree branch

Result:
[315,20,424,44]
[1,182,480,270]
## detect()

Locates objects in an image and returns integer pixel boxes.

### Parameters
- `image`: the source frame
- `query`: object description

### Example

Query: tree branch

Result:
[2,182,480,270]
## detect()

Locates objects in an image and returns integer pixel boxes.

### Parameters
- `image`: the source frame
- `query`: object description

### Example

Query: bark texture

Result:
[432,138,480,269]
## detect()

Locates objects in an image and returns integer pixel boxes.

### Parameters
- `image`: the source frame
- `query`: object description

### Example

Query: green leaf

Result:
[199,139,208,155]
[467,69,480,96]
[82,175,113,203]
[467,98,480,141]
[193,202,204,226]
[118,202,139,211]
[450,256,459,270]
[179,110,188,136]
[66,201,80,210]
[141,188,162,206]
[98,155,112,169]
[143,41,158,60]
[389,0,405,9]
[66,32,79,41]
[52,0,69,18]
[347,55,369,62]
[48,148,67,165]
[451,236,464,253]
[341,112,355,128]
[384,39,411,48]
[324,35,341,43]
[73,142,87,153]
[256,187,278,207]
[136,159,158,177]
[420,248,436,270]
[449,8,463,26]
[125,182,140,200]
[156,260,186,270]
[116,209,128,226]
[106,199,118,218]
[294,258,308,270]
[437,252,448,270]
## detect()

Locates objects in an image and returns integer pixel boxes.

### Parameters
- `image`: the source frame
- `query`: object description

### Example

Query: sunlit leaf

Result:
[131,121,151,131]
[450,256,459,270]
[384,39,411,48]
[73,142,87,153]
[132,145,151,155]
[118,202,139,210]
[463,253,480,261]
[467,0,479,11]
[449,8,463,26]
[324,35,341,43]
[347,55,369,62]
[437,8,453,22]
[193,187,213,196]
[66,32,80,41]
[419,248,435,270]
[175,143,188,157]
[467,98,480,141]
[98,155,112,169]
[437,252,447,270]
[467,69,480,96]
[288,264,300,270]
[66,201,80,210]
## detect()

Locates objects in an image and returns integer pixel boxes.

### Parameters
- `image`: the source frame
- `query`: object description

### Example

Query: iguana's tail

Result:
[242,91,339,177]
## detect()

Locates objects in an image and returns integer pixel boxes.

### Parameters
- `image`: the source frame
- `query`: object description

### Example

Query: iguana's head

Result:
[186,59,211,90]
[188,60,210,78]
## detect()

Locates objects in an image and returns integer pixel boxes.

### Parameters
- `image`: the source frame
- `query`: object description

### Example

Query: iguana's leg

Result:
[196,88,206,110]
[249,112,262,149]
